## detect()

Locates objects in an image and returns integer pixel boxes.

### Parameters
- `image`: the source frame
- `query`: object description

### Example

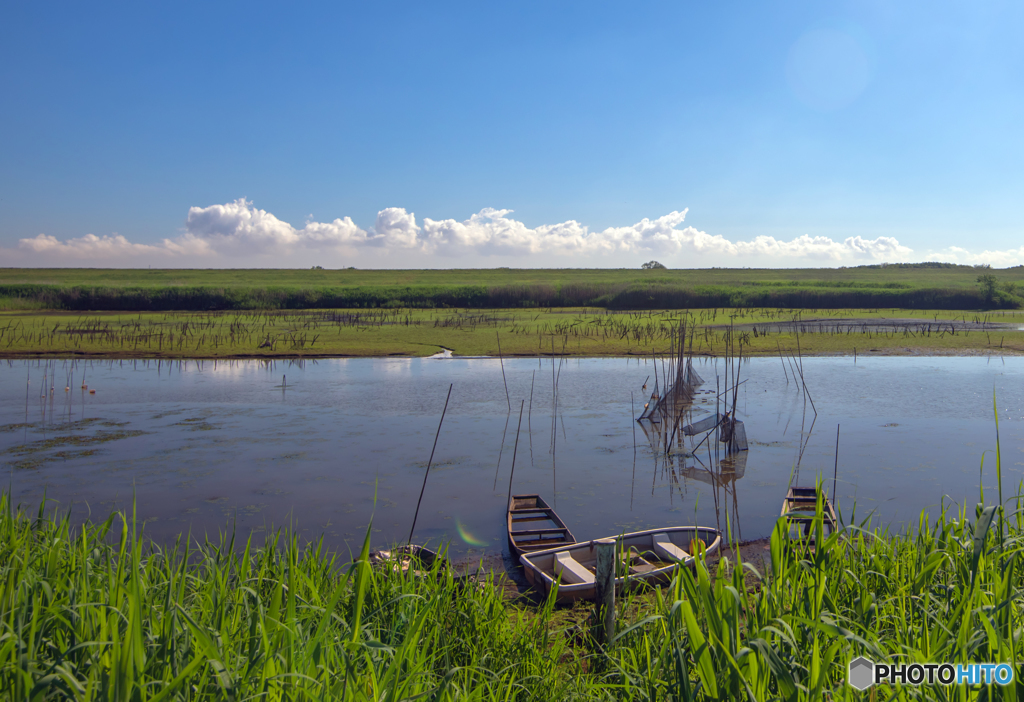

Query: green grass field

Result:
[3,264,1024,289]
[1,307,1023,358]
[2,266,1023,358]
[2,264,1023,312]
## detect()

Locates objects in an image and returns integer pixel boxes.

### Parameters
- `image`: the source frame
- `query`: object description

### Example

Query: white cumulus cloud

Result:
[183,199,368,254]
[926,245,1024,267]
[733,234,910,261]
[8,198,923,267]
[18,233,170,259]
[370,208,420,248]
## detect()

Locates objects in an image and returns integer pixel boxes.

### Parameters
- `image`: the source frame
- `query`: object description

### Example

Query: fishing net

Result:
[681,413,719,436]
[638,359,704,422]
[724,418,748,452]
[635,322,745,454]
[680,412,749,452]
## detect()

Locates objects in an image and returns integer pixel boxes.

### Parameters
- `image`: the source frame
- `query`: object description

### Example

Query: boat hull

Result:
[369,544,449,576]
[507,494,576,557]
[781,487,838,543]
[519,526,721,603]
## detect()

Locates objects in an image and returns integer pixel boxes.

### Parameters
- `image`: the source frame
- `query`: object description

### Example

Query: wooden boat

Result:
[780,486,838,542]
[507,494,576,557]
[369,544,448,576]
[519,526,722,603]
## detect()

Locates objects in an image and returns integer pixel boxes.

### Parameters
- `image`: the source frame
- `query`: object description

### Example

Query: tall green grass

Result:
[0,295,48,311]
[2,479,1023,699]
[0,281,1016,311]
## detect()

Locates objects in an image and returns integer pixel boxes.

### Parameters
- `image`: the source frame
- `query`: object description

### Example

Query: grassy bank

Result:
[3,482,1023,699]
[2,265,1023,312]
[1,307,1023,359]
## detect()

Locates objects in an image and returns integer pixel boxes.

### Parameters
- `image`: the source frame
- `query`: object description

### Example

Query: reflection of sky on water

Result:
[2,355,1022,560]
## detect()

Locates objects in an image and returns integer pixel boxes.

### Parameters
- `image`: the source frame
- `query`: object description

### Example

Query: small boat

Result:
[780,486,838,542]
[519,526,722,603]
[369,544,449,576]
[507,494,576,557]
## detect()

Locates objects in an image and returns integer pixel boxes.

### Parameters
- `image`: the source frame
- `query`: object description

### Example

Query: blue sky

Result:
[2,1,1022,268]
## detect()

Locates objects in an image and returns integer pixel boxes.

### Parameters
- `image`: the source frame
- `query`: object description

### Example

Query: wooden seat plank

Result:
[554,552,595,585]
[512,527,571,537]
[514,541,574,551]
[652,532,689,563]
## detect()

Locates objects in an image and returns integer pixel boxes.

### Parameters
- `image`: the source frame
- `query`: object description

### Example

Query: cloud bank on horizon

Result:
[9,199,1023,268]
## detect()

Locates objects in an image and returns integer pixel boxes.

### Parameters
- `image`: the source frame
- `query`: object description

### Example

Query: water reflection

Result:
[1,355,1022,560]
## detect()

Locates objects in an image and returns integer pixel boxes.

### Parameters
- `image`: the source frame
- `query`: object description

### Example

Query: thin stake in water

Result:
[528,369,535,428]
[832,423,840,505]
[493,410,512,490]
[505,400,526,508]
[497,332,510,411]
[630,391,637,455]
[407,383,453,545]
[528,369,535,465]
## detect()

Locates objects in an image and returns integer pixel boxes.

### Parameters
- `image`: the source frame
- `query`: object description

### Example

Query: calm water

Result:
[1,356,1022,560]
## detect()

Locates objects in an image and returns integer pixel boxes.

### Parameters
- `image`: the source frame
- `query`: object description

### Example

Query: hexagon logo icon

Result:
[848,657,874,690]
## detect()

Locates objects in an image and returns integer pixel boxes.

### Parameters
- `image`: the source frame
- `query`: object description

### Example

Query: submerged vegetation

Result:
[2,477,1024,699]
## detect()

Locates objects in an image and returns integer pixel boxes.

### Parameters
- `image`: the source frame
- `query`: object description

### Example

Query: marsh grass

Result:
[2,475,1024,699]
[1,265,1023,312]
[0,282,1015,313]
[3,307,1023,358]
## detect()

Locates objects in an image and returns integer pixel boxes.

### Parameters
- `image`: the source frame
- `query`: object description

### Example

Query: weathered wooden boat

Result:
[519,526,722,602]
[507,494,576,557]
[369,544,449,576]
[780,486,838,542]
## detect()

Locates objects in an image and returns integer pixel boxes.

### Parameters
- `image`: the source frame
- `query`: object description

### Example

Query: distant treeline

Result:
[0,282,1018,311]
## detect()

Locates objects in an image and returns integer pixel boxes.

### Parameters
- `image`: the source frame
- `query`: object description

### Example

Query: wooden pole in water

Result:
[505,400,525,510]
[528,369,535,462]
[528,369,535,428]
[407,383,453,545]
[715,375,720,458]
[551,339,557,456]
[594,538,616,646]
[493,410,512,490]
[496,332,511,412]
[630,392,636,454]
[832,423,840,503]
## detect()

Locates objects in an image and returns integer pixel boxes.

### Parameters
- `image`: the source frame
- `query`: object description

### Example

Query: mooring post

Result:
[594,538,616,647]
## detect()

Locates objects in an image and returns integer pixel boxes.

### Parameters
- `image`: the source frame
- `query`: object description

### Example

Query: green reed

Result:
[3,470,1024,699]
[0,497,578,700]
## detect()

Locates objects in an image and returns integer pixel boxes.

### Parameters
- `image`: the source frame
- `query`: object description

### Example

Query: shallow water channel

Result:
[2,356,1022,561]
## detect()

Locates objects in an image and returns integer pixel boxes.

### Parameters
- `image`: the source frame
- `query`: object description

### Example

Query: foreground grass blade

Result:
[4,449,1024,701]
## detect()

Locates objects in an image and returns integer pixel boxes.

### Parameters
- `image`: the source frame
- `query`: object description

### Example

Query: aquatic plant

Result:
[2,474,1023,698]
[2,305,1022,358]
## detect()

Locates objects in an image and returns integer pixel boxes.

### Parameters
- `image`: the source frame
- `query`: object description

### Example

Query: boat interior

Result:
[527,530,711,585]
[508,495,575,552]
